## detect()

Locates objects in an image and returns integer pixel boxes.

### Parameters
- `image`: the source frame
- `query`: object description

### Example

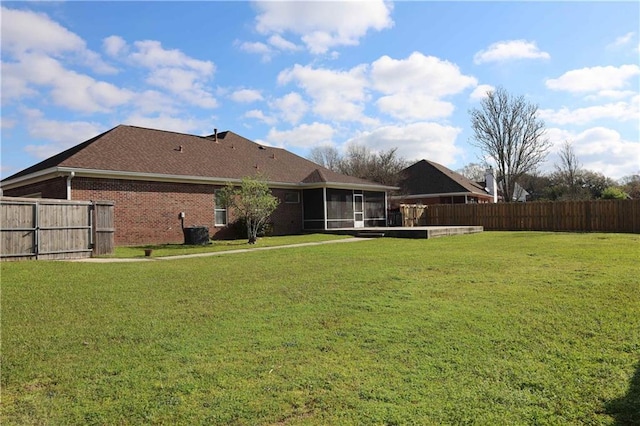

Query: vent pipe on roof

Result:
[214,128,218,143]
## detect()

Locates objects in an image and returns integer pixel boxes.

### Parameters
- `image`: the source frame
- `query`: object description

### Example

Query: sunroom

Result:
[302,188,388,230]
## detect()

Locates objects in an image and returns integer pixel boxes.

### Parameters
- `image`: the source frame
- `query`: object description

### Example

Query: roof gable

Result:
[399,160,489,196]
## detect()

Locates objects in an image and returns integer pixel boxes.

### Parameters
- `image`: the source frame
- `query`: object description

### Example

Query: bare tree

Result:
[620,172,640,199]
[308,146,341,171]
[457,162,487,182]
[469,87,551,202]
[308,144,408,186]
[555,141,581,187]
[552,140,586,200]
[338,144,373,178]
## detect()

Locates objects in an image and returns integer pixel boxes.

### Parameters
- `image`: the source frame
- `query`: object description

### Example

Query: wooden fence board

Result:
[1,197,115,261]
[399,199,640,233]
[93,201,115,256]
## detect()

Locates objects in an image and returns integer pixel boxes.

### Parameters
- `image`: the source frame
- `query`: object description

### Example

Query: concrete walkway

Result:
[72,237,371,263]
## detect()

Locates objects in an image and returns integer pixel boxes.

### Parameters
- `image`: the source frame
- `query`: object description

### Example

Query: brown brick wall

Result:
[3,177,67,199]
[270,188,303,235]
[72,178,216,245]
[72,178,303,245]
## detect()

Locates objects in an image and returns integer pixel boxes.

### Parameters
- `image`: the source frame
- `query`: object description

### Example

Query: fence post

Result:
[34,201,39,260]
[91,201,97,255]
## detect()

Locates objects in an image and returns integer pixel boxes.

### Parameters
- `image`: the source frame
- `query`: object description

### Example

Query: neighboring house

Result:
[390,160,497,206]
[1,125,394,245]
[501,181,530,202]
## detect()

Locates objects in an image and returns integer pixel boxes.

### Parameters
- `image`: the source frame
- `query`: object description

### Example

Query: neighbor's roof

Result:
[398,159,490,197]
[2,125,392,190]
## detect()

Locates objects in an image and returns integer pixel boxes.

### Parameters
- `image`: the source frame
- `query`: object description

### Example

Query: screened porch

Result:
[302,188,387,231]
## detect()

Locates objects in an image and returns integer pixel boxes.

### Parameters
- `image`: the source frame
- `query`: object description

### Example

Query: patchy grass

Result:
[109,233,352,258]
[2,232,639,425]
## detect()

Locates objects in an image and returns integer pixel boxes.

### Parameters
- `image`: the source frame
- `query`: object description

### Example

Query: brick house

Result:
[390,160,497,206]
[1,125,394,245]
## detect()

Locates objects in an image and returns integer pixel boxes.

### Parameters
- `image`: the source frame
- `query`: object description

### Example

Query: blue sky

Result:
[1,1,639,180]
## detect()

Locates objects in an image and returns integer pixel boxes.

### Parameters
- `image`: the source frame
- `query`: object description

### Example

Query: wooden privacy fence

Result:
[1,197,115,260]
[399,199,640,233]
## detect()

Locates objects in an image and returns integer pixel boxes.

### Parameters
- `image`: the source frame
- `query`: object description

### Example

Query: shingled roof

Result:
[399,159,490,196]
[2,125,391,190]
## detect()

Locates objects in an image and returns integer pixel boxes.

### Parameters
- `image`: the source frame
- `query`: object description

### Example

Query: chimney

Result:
[485,167,497,203]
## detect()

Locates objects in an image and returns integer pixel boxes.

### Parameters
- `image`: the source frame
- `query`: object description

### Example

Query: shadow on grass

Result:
[605,362,640,425]
[140,241,247,250]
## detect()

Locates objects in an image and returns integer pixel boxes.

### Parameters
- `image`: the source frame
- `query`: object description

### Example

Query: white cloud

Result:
[229,89,263,103]
[146,68,217,108]
[236,40,273,61]
[540,96,639,125]
[266,122,335,148]
[1,6,116,74]
[474,39,550,64]
[371,52,477,97]
[253,0,393,54]
[376,93,454,121]
[469,84,495,101]
[128,40,214,75]
[608,31,636,49]
[244,109,277,126]
[346,122,463,166]
[105,38,218,108]
[586,90,637,100]
[1,61,38,101]
[0,8,218,114]
[21,108,105,159]
[278,63,370,122]
[103,35,128,57]
[1,7,84,55]
[3,52,132,112]
[268,34,300,52]
[123,114,207,135]
[1,117,16,129]
[370,52,476,120]
[546,126,639,179]
[270,92,308,124]
[132,90,179,115]
[546,65,640,93]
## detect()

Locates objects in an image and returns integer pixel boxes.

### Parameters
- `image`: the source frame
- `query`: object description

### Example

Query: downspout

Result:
[384,191,388,227]
[323,187,328,230]
[66,171,75,200]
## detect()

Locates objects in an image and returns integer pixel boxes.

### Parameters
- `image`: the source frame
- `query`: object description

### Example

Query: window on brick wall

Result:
[214,190,227,226]
[284,191,300,203]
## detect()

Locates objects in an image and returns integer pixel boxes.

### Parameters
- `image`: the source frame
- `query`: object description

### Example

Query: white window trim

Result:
[214,190,227,226]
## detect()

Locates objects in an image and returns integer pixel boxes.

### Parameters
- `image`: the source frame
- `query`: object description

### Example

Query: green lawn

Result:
[2,232,639,425]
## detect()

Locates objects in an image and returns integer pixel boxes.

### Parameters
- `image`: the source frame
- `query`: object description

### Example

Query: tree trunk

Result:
[247,221,257,244]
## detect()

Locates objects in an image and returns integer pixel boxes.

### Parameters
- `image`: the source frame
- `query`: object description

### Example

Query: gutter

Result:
[2,167,397,193]
[389,191,492,200]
